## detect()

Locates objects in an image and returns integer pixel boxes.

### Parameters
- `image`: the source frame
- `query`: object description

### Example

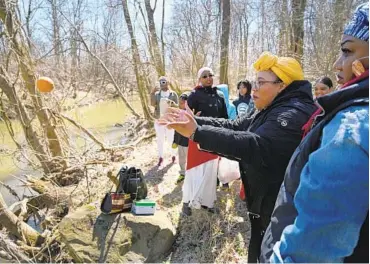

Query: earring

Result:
[352,59,366,77]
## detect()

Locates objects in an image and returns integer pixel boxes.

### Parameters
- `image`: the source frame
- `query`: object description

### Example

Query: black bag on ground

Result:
[117,166,148,200]
[100,171,132,214]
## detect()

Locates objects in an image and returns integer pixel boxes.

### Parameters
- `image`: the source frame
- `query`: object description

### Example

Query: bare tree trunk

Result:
[290,0,307,62]
[242,15,249,78]
[260,0,265,52]
[23,0,33,49]
[237,18,244,79]
[50,0,61,66]
[0,1,67,169]
[0,70,53,172]
[278,0,288,55]
[219,0,230,85]
[326,0,346,71]
[161,0,165,70]
[122,0,152,121]
[144,0,165,77]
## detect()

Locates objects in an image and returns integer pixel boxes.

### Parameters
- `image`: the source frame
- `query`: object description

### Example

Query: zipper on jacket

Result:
[311,101,325,129]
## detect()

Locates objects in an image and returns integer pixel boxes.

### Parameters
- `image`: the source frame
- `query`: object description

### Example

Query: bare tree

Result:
[304,0,358,79]
[144,0,165,76]
[122,0,152,121]
[278,0,290,56]
[50,0,62,65]
[290,0,307,62]
[0,0,68,171]
[168,0,219,86]
[219,0,231,85]
[160,0,166,69]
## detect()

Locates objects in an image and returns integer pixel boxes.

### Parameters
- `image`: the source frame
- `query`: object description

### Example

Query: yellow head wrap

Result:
[253,52,304,86]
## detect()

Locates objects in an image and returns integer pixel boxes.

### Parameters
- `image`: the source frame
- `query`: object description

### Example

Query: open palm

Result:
[157,102,199,138]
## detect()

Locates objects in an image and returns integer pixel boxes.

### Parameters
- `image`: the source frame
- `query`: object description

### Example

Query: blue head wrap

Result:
[344,3,369,42]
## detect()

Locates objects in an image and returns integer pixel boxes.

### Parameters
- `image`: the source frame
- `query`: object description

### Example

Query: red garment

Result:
[301,108,322,138]
[240,183,246,201]
[186,140,218,170]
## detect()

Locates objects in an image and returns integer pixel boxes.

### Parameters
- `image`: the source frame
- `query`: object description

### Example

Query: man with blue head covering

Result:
[261,2,369,263]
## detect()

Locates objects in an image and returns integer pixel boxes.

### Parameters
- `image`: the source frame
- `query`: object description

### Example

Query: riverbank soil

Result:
[0,134,250,262]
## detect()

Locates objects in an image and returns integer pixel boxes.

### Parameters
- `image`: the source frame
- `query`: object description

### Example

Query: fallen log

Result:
[0,192,44,246]
[25,178,70,211]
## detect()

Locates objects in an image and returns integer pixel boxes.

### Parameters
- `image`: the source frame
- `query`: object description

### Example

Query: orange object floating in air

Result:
[36,77,54,93]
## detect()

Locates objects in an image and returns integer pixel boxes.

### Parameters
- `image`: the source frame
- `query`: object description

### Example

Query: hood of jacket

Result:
[216,84,230,107]
[271,80,313,106]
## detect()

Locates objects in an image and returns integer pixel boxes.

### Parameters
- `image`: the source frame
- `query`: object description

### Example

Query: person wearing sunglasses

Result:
[150,76,179,167]
[261,3,368,263]
[181,67,228,216]
[158,53,316,262]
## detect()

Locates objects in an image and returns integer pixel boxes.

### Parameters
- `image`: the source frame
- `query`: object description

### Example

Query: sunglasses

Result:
[160,81,167,85]
[201,74,214,79]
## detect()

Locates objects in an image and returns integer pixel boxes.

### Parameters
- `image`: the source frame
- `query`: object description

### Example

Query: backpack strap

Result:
[116,166,129,193]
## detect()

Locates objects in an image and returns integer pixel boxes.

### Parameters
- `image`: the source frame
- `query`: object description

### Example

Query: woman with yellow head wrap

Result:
[158,51,316,263]
[253,52,304,85]
[252,51,305,110]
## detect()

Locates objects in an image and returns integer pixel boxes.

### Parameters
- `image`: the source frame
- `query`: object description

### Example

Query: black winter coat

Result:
[187,86,228,118]
[173,131,189,147]
[192,81,316,225]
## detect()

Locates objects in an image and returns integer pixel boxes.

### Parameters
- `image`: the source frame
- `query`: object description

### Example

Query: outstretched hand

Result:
[157,102,198,138]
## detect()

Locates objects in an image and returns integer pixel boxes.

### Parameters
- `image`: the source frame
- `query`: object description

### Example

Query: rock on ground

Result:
[58,202,176,263]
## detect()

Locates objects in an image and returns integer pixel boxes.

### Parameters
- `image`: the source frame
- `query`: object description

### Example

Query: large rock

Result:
[58,202,175,263]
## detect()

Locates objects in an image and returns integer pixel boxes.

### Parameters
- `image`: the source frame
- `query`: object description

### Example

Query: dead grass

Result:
[165,183,250,263]
[92,136,251,263]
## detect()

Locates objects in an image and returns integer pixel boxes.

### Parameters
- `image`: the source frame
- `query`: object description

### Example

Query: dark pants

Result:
[239,163,280,263]
[248,215,267,263]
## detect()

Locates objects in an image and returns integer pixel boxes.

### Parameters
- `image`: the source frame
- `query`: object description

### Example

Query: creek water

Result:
[0,126,128,207]
[0,99,135,207]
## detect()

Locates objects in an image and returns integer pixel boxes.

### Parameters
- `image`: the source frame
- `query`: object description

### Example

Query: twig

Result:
[84,167,91,203]
[104,132,155,151]
[57,112,108,150]
[84,160,110,166]
[0,180,21,201]
[0,232,33,263]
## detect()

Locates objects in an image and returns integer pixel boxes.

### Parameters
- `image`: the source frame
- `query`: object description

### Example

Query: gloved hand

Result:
[172,143,178,149]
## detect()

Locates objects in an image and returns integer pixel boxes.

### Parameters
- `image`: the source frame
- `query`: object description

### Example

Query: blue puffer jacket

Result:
[261,76,369,263]
[217,84,237,120]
